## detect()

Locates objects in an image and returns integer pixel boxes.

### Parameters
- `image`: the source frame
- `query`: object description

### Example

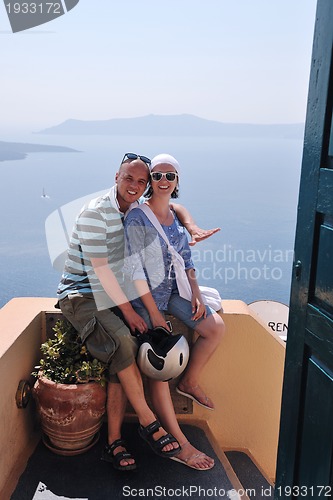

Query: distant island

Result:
[0,140,79,162]
[38,114,304,139]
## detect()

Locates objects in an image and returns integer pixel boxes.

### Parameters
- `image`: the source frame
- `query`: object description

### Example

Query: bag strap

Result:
[137,204,188,267]
[137,204,192,300]
[137,203,173,250]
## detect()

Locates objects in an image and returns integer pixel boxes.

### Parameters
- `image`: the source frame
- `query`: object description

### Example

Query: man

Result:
[57,153,219,470]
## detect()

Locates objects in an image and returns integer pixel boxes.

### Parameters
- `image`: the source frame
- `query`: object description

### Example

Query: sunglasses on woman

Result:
[151,172,178,182]
[121,153,151,167]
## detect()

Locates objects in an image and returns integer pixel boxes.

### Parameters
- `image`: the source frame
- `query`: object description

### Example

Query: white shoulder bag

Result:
[137,204,222,312]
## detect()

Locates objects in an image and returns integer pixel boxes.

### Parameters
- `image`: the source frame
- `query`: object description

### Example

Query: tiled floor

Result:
[13,423,233,500]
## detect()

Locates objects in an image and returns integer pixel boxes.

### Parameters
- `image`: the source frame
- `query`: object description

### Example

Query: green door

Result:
[275,0,333,497]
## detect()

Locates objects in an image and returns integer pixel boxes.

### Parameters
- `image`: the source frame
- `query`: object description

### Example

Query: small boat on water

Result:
[41,188,50,199]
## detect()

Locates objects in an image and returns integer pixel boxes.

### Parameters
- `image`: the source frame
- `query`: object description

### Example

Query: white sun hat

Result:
[150,154,180,173]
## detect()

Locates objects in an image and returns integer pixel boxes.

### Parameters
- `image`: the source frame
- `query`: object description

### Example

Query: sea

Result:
[0,133,303,309]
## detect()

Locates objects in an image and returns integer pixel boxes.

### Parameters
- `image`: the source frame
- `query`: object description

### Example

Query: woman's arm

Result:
[171,203,220,246]
[186,267,207,321]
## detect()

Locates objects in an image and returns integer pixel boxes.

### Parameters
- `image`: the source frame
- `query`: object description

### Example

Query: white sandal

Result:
[170,442,214,470]
[176,385,214,410]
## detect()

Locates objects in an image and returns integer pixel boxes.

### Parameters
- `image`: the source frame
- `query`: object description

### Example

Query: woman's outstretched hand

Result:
[188,226,221,246]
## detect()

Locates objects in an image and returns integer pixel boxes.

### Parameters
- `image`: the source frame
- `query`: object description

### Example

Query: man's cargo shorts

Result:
[58,293,138,382]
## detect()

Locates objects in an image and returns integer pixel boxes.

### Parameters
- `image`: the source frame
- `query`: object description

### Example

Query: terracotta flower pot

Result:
[33,375,106,455]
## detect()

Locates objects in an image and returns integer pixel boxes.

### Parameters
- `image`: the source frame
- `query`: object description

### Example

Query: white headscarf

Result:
[150,154,180,173]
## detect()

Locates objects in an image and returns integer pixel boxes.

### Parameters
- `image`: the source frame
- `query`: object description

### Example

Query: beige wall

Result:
[0,298,57,498]
[0,298,285,495]
[188,300,286,481]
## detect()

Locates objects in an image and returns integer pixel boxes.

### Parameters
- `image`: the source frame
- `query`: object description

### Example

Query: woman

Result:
[124,154,225,469]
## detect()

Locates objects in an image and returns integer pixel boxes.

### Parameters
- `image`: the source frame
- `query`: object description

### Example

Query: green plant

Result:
[33,319,107,386]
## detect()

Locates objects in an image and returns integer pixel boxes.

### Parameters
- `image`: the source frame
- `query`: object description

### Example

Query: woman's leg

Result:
[148,378,214,469]
[168,294,225,409]
[178,313,224,408]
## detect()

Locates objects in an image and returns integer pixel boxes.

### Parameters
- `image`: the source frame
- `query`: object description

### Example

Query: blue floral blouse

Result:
[123,207,194,311]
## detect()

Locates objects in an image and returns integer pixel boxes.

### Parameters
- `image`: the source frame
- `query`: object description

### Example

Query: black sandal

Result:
[101,438,137,471]
[138,420,181,458]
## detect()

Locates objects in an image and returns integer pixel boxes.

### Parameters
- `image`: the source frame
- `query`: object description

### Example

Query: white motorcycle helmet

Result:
[137,326,189,381]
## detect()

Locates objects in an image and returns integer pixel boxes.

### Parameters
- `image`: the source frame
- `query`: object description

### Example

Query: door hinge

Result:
[295,260,302,280]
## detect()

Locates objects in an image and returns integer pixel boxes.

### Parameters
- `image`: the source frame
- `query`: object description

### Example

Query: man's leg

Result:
[116,362,179,453]
[59,296,179,456]
[106,382,127,443]
[105,382,135,467]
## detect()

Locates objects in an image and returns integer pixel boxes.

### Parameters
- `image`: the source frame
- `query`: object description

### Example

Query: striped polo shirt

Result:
[57,186,138,308]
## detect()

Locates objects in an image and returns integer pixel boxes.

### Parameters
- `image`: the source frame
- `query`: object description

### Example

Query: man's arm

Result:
[133,279,170,331]
[90,257,147,333]
[171,203,221,246]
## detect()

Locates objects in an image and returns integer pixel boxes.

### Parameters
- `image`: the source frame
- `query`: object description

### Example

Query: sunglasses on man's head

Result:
[151,171,178,182]
[121,153,151,167]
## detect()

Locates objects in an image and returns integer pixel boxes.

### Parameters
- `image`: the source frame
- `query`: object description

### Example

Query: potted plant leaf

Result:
[32,319,108,456]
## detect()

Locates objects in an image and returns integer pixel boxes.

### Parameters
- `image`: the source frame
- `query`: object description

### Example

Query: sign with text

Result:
[248,300,289,341]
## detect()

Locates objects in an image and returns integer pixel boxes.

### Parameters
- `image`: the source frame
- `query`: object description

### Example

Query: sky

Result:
[0,0,317,134]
